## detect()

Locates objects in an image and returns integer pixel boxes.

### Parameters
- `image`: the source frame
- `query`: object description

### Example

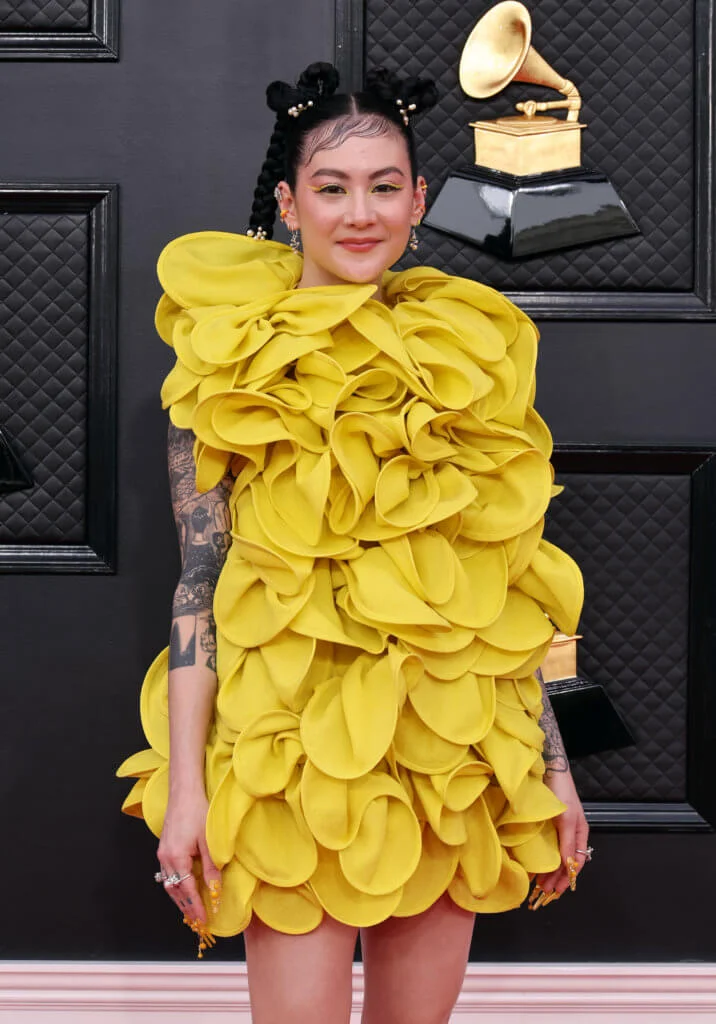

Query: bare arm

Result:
[530,665,590,905]
[166,422,233,794]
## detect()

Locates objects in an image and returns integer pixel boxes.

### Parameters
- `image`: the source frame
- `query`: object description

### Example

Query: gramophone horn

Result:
[459,0,575,102]
[459,1,532,98]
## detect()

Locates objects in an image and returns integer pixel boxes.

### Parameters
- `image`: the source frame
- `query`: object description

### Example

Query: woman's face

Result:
[277,124,426,296]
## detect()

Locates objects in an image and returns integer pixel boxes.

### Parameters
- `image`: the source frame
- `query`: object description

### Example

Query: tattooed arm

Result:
[155,425,231,925]
[531,664,590,902]
[166,422,233,792]
[534,666,570,776]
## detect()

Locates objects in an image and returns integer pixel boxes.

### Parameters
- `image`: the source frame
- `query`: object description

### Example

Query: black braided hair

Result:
[247,61,438,240]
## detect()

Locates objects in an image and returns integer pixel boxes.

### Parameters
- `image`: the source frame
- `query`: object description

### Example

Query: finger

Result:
[533,816,577,900]
[162,862,195,916]
[571,816,591,880]
[174,872,208,924]
[198,837,223,912]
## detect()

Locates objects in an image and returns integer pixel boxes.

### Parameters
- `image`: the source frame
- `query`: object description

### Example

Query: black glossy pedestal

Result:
[424,165,640,259]
[546,676,636,759]
[0,425,33,495]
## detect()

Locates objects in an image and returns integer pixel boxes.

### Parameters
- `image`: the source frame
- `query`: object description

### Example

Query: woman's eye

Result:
[313,184,346,195]
[372,183,403,194]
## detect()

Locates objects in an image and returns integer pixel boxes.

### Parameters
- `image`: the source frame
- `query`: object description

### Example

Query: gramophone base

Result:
[423,165,639,259]
[544,675,636,759]
[0,426,33,496]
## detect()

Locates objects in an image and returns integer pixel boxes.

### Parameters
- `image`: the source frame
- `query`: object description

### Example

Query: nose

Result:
[344,189,377,227]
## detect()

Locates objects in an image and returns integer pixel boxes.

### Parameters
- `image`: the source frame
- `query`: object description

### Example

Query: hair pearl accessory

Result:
[287,99,314,118]
[395,98,417,127]
[247,226,268,241]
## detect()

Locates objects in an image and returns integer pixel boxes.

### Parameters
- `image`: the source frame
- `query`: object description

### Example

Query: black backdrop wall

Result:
[0,0,714,963]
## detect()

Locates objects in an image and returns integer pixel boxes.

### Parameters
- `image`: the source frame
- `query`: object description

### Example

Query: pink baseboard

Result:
[0,961,714,1022]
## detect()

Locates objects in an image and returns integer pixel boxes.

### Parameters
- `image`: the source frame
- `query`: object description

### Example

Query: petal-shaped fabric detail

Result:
[509,819,562,873]
[213,557,315,648]
[457,793,503,897]
[233,710,303,797]
[409,671,496,745]
[475,589,554,652]
[433,543,508,629]
[431,754,494,812]
[253,881,324,934]
[449,847,530,913]
[516,538,584,636]
[139,648,170,758]
[311,848,404,927]
[142,763,169,839]
[206,765,254,867]
[411,772,468,845]
[394,699,469,773]
[121,778,148,817]
[236,775,317,887]
[215,649,285,734]
[116,747,165,779]
[300,654,398,779]
[343,547,450,630]
[337,777,421,895]
[393,824,459,917]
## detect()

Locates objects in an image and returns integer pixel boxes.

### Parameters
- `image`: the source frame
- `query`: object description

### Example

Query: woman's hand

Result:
[532,767,590,905]
[156,786,221,924]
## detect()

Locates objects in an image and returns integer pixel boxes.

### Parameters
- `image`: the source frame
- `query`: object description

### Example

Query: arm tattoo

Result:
[167,423,233,672]
[535,666,570,774]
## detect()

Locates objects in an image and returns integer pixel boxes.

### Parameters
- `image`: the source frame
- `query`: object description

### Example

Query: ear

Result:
[412,175,428,225]
[276,180,299,231]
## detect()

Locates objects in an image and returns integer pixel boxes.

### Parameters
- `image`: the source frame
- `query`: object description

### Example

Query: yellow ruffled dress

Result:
[118,230,583,938]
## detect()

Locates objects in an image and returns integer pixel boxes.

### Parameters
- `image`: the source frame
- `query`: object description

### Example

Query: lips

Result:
[337,238,382,252]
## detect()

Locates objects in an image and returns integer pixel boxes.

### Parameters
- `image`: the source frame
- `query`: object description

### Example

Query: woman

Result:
[118,62,589,1023]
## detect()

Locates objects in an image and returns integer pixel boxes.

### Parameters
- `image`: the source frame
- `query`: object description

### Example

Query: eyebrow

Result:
[309,166,406,180]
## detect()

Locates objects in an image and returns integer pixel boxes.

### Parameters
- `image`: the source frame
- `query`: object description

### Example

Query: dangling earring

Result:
[408,225,419,252]
[290,229,302,254]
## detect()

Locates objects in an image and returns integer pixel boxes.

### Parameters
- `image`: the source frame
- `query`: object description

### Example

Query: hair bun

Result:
[296,62,341,100]
[266,62,341,119]
[364,66,438,118]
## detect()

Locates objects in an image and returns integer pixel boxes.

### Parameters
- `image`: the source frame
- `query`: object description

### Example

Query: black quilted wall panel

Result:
[0,0,89,29]
[366,0,694,291]
[544,473,690,802]
[0,212,88,543]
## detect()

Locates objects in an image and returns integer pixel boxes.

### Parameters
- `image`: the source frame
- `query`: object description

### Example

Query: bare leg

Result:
[360,893,475,1024]
[244,913,358,1024]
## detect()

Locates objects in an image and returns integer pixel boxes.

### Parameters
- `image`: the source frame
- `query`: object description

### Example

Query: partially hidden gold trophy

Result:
[424,1,639,258]
[541,633,635,759]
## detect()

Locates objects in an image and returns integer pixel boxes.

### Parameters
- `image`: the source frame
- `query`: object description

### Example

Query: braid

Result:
[247,116,286,240]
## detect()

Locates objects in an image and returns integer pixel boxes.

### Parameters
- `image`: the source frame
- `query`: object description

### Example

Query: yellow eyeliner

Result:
[308,184,404,195]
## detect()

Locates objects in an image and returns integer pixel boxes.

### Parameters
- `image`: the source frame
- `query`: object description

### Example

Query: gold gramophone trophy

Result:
[424,1,639,259]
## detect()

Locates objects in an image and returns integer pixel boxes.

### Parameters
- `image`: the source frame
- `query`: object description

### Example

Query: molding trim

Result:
[0,0,119,60]
[551,445,716,832]
[1,962,715,1021]
[0,183,118,574]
